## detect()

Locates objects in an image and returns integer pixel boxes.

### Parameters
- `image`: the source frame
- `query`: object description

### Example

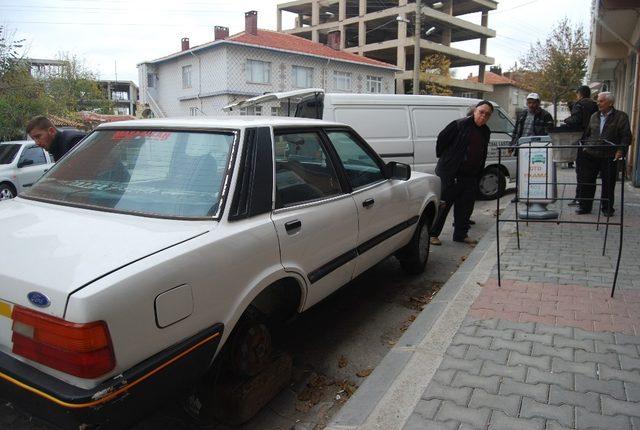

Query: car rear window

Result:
[23,129,236,219]
[0,144,21,164]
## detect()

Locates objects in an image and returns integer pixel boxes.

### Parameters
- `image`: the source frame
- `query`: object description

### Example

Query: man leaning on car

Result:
[26,116,86,162]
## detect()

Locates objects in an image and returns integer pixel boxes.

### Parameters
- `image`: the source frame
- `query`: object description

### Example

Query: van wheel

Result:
[398,213,432,275]
[0,183,16,200]
[478,167,506,200]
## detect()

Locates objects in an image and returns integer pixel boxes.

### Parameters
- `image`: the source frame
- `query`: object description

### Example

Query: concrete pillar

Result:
[441,0,452,45]
[359,20,366,48]
[397,14,408,70]
[339,0,346,21]
[478,9,488,94]
[339,24,346,49]
[312,0,320,42]
[277,9,282,31]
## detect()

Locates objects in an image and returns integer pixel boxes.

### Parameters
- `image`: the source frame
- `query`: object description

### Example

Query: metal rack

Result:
[495,140,626,297]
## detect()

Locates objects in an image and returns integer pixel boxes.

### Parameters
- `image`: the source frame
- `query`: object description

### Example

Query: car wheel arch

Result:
[0,181,17,199]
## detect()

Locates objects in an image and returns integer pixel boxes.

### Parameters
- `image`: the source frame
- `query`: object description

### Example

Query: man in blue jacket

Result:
[429,100,493,246]
[26,116,86,162]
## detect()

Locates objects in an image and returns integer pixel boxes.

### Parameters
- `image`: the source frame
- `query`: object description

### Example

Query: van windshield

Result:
[294,94,324,119]
[488,108,514,135]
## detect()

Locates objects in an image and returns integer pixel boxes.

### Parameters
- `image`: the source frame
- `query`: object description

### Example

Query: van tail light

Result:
[11,306,115,379]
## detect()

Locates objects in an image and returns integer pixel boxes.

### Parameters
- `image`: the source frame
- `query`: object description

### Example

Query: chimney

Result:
[327,30,340,50]
[181,37,190,51]
[490,65,502,75]
[215,26,229,41]
[245,10,258,36]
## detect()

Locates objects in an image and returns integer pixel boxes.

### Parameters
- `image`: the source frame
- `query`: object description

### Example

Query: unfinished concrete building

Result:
[277,0,496,95]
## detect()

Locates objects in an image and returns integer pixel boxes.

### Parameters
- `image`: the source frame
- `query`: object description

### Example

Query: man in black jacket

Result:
[510,93,554,147]
[429,100,493,246]
[26,116,86,162]
[563,86,598,205]
[575,92,631,217]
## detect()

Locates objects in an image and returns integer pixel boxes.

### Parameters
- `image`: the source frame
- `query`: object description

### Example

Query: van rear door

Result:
[409,106,466,174]
[332,105,414,167]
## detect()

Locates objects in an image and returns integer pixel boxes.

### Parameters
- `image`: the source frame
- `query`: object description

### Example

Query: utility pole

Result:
[413,0,421,95]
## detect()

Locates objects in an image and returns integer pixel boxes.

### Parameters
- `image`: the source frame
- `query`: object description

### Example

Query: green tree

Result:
[517,18,588,122]
[42,52,113,117]
[418,54,453,96]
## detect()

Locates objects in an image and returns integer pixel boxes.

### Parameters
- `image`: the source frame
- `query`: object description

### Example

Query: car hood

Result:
[0,198,211,317]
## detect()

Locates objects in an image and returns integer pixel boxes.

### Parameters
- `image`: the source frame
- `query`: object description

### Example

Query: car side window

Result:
[325,131,385,189]
[274,131,342,208]
[19,146,47,166]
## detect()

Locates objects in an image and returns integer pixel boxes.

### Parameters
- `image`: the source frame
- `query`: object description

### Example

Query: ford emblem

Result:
[27,292,51,308]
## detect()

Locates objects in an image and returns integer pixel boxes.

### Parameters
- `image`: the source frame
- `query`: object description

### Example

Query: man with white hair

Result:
[575,92,631,217]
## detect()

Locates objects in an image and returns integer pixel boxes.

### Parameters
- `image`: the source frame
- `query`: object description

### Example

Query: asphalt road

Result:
[1,194,512,430]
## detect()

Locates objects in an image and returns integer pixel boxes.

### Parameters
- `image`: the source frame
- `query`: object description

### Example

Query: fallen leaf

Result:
[387,340,397,346]
[461,255,467,262]
[338,355,348,368]
[356,368,373,378]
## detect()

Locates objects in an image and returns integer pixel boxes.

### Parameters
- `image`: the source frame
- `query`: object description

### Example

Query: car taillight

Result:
[11,306,115,378]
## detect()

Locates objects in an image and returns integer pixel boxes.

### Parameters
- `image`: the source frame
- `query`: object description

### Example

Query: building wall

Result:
[140,43,396,118]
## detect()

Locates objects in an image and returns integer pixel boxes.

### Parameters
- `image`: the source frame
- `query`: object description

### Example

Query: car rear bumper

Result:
[0,323,223,429]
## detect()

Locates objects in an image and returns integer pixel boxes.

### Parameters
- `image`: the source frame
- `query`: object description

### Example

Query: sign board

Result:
[517,136,556,203]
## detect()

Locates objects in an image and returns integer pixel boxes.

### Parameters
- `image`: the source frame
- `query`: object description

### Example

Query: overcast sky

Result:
[2,0,591,83]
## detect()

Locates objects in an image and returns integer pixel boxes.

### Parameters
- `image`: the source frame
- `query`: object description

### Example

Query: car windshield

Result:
[0,144,21,164]
[23,129,236,219]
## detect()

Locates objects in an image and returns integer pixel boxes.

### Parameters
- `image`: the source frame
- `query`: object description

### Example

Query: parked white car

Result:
[0,117,440,429]
[0,140,54,200]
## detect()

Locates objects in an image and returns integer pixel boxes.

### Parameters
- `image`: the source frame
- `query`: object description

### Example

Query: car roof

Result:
[96,116,345,130]
[0,140,33,146]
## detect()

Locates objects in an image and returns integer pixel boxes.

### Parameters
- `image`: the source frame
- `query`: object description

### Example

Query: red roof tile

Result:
[467,71,522,86]
[228,30,397,69]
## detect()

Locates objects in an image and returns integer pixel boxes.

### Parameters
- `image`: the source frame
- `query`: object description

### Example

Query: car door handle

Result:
[284,220,302,232]
[362,198,375,208]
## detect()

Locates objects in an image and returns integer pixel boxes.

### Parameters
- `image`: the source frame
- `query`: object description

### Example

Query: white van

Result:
[224,89,516,199]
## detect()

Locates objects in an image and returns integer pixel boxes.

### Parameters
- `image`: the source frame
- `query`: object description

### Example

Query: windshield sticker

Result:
[112,131,171,141]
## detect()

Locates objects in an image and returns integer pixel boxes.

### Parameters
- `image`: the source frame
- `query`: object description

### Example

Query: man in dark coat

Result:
[575,92,631,217]
[563,85,598,205]
[510,93,554,147]
[26,116,86,162]
[429,100,493,246]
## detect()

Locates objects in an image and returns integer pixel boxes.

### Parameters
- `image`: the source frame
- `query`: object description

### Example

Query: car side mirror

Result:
[385,161,411,180]
[18,159,34,168]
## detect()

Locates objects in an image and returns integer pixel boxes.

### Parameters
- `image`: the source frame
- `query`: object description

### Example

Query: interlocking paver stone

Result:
[551,357,597,378]
[514,332,553,345]
[477,328,514,340]
[491,338,532,355]
[468,389,520,417]
[465,345,509,364]
[534,324,572,337]
[439,357,483,374]
[402,415,458,430]
[481,361,527,382]
[626,382,640,402]
[620,354,640,371]
[435,401,491,428]
[499,378,548,403]
[432,369,456,385]
[412,399,441,419]
[600,365,640,384]
[532,343,574,361]
[574,328,615,342]
[601,395,640,417]
[422,382,472,406]
[616,334,640,346]
[574,374,626,400]
[575,350,620,368]
[452,333,492,348]
[451,372,500,394]
[508,351,551,370]
[549,385,600,413]
[445,344,468,359]
[526,367,573,391]
[520,397,574,427]
[488,411,544,430]
[595,340,639,357]
[554,335,595,352]
[576,407,632,430]
[497,320,535,333]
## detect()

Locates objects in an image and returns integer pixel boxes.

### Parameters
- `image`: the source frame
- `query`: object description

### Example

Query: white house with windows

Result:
[137,11,398,118]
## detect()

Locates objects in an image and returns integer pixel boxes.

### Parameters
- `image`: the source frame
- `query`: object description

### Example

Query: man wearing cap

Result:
[508,93,554,202]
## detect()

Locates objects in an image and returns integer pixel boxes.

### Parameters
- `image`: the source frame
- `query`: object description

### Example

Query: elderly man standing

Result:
[429,100,493,246]
[575,92,631,217]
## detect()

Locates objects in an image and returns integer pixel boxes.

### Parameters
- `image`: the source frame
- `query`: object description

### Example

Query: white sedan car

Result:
[0,140,54,200]
[0,117,440,429]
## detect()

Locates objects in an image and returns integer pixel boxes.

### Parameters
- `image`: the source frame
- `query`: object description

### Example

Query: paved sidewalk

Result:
[327,170,640,430]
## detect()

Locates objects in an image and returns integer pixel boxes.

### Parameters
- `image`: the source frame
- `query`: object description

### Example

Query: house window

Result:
[460,92,475,98]
[366,75,383,93]
[147,73,156,88]
[292,65,313,88]
[333,71,352,91]
[182,65,192,89]
[271,106,280,116]
[189,107,198,116]
[246,59,271,84]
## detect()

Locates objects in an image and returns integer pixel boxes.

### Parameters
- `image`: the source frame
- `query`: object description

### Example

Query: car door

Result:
[15,145,50,192]
[324,129,413,278]
[270,128,359,310]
